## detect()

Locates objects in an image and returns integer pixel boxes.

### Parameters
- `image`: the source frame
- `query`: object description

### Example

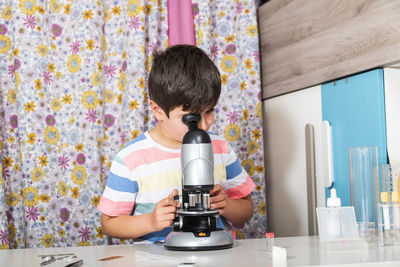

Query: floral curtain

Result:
[0,0,168,248]
[0,0,265,248]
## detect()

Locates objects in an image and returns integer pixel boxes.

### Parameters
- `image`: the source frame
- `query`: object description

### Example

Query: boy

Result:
[98,45,255,242]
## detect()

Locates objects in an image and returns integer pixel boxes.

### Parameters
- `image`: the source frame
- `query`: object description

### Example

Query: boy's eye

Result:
[206,108,214,114]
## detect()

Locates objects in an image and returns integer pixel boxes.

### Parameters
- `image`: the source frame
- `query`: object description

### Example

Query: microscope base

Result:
[164,230,233,251]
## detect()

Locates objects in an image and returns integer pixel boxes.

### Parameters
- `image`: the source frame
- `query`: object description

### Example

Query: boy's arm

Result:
[101,189,181,239]
[210,184,254,226]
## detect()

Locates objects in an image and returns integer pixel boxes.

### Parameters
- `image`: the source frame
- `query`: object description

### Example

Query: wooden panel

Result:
[259,0,400,99]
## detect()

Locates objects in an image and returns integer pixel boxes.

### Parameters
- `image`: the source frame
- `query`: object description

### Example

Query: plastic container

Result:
[377,203,400,246]
[316,188,359,241]
[316,206,359,241]
[265,233,274,252]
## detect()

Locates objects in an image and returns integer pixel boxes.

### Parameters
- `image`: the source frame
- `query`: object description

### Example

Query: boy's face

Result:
[150,101,215,146]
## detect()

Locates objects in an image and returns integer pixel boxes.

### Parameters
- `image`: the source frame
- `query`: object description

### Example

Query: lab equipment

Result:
[316,188,358,241]
[265,232,274,252]
[349,146,379,241]
[378,164,400,246]
[377,203,400,246]
[164,114,233,250]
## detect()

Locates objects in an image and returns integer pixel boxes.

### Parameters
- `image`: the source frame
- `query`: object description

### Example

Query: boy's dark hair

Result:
[148,45,221,117]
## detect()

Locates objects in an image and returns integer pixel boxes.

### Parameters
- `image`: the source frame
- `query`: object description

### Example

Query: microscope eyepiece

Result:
[182,114,201,131]
[182,115,211,144]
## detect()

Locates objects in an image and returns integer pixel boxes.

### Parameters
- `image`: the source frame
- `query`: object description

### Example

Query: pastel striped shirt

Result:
[98,131,255,242]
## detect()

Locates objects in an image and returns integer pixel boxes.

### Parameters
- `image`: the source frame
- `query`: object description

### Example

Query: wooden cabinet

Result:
[258,0,400,99]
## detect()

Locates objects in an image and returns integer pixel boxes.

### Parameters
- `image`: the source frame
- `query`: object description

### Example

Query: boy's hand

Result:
[150,189,181,231]
[210,184,229,215]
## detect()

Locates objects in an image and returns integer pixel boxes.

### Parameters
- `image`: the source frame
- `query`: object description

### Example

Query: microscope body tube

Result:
[181,143,214,189]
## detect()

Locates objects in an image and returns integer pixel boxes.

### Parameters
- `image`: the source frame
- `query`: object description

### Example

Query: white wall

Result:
[384,68,400,165]
[263,85,325,237]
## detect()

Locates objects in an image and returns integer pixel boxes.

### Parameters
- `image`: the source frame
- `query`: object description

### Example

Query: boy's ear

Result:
[150,100,166,121]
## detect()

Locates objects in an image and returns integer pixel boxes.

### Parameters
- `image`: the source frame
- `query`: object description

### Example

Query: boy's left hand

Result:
[210,184,229,215]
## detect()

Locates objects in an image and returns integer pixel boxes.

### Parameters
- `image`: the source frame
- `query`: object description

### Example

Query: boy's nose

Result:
[198,119,206,130]
[198,116,210,130]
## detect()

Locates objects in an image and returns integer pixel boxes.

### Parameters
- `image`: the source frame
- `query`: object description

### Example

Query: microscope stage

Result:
[177,209,219,216]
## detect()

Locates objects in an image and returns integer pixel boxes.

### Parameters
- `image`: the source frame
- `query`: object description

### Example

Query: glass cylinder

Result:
[349,146,379,239]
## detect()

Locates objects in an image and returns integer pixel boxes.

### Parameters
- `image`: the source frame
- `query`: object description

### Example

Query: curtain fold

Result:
[0,166,9,248]
[167,0,195,46]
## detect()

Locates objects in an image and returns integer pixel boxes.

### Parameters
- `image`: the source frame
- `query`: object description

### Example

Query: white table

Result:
[1,236,400,266]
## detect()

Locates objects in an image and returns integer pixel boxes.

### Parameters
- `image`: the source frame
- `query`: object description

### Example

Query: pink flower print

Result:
[60,208,70,222]
[6,211,12,222]
[0,24,7,35]
[43,71,53,85]
[13,58,21,69]
[0,230,8,245]
[149,41,161,53]
[253,50,259,62]
[128,16,140,30]
[2,168,10,181]
[225,44,236,55]
[70,40,80,54]
[23,15,36,30]
[78,226,90,241]
[236,2,244,14]
[121,61,127,72]
[8,59,21,77]
[104,114,115,127]
[9,114,18,129]
[85,109,97,123]
[227,110,239,124]
[26,206,39,222]
[58,155,70,171]
[51,24,62,37]
[104,64,116,79]
[76,153,86,165]
[45,114,56,126]
[192,3,199,16]
[210,45,219,59]
[120,131,126,144]
[8,65,15,77]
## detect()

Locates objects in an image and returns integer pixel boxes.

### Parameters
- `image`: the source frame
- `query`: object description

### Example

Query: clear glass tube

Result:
[349,146,379,240]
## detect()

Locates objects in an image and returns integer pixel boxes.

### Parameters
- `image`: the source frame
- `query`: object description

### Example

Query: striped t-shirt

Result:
[98,131,255,242]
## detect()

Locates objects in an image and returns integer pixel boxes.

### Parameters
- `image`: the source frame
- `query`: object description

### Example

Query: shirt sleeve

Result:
[97,154,138,216]
[222,144,255,199]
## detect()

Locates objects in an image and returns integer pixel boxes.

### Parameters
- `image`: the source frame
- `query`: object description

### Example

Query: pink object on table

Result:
[168,0,196,46]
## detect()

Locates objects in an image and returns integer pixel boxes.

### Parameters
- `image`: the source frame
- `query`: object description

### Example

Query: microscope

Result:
[164,114,234,251]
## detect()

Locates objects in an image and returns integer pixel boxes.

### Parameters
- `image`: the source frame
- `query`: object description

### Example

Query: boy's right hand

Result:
[150,189,181,231]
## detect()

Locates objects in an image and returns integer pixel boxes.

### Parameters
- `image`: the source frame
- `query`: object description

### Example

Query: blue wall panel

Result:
[321,69,387,207]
